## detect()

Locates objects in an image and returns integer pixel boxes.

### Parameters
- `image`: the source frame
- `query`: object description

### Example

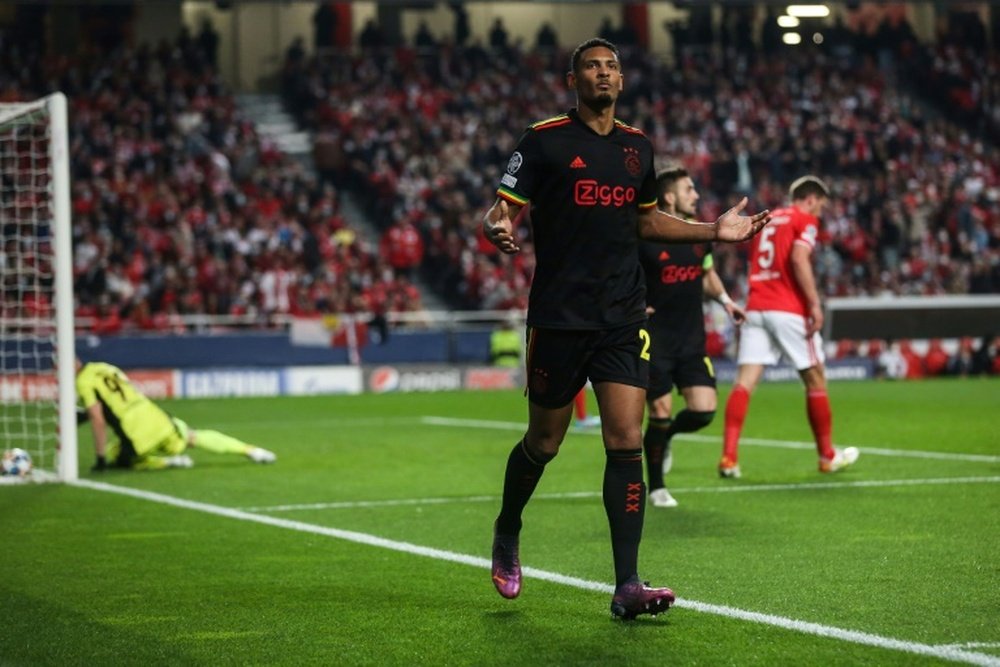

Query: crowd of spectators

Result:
[281,8,999,374]
[900,9,999,146]
[286,10,999,309]
[1,31,427,337]
[1,8,998,376]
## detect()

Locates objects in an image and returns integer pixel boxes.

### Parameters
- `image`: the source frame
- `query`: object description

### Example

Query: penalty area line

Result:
[241,476,1000,513]
[421,416,1000,464]
[72,478,998,667]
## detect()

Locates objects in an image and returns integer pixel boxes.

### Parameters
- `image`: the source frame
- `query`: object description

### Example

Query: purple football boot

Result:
[610,578,675,620]
[491,526,521,599]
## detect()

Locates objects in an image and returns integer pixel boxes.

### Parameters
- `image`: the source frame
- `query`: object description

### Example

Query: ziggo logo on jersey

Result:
[574,180,636,207]
[661,265,702,284]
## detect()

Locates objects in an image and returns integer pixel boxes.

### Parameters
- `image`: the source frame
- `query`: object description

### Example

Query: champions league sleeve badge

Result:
[507,151,523,174]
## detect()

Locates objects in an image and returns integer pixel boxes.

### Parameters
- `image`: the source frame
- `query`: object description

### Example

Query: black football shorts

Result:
[525,321,650,409]
[648,352,716,401]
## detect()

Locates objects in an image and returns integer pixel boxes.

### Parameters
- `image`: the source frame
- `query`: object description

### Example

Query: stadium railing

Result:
[824,295,1000,341]
[77,295,1000,342]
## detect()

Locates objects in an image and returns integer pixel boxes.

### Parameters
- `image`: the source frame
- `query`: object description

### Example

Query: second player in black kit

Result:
[483,37,770,620]
[638,168,746,509]
[640,241,713,373]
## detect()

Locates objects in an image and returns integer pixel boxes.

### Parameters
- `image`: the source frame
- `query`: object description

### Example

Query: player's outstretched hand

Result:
[484,200,521,254]
[715,197,771,243]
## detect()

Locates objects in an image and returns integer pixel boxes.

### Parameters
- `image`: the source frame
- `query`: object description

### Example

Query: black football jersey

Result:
[638,240,712,356]
[496,109,658,330]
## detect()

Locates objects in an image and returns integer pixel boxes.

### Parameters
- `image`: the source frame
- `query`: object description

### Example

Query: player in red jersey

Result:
[719,176,859,478]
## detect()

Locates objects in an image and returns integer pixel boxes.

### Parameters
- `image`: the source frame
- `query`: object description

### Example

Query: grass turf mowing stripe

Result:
[421,416,1000,463]
[241,476,1000,512]
[71,478,999,667]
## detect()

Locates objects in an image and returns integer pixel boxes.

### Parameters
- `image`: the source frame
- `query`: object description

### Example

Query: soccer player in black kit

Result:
[640,168,746,509]
[483,37,770,620]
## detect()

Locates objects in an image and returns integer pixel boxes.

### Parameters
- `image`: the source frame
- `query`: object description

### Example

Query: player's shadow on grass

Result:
[483,605,674,628]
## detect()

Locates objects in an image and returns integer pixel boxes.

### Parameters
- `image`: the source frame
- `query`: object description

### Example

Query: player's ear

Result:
[618,73,624,91]
[566,71,575,89]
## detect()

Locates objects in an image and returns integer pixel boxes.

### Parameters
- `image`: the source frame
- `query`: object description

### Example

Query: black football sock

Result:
[603,448,645,587]
[495,439,553,536]
[642,417,672,490]
[665,409,716,437]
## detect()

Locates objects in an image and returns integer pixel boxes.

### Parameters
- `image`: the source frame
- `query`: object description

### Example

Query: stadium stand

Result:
[1,7,996,375]
[281,16,998,308]
[0,32,429,336]
[277,13,997,375]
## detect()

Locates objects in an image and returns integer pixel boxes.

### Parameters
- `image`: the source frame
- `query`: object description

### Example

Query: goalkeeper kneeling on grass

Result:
[75,358,276,472]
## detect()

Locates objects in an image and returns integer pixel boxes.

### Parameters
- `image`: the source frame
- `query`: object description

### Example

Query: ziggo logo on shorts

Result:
[574,180,636,207]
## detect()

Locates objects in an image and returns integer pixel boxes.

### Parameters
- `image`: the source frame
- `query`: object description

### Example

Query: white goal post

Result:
[0,93,77,482]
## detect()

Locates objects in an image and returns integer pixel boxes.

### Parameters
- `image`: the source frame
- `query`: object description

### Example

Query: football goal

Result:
[0,93,77,483]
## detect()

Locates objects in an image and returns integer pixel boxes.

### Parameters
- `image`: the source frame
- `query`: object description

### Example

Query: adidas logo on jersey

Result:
[659,250,671,261]
[569,156,587,169]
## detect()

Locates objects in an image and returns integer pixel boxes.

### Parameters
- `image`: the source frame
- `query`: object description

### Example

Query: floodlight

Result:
[787,5,830,18]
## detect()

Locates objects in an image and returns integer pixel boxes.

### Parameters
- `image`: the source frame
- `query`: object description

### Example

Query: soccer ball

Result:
[1,448,33,477]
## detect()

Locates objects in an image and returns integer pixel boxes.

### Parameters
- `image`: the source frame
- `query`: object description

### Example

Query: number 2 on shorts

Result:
[638,328,651,361]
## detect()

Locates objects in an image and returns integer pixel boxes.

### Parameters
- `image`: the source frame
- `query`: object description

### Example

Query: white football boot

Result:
[648,487,679,508]
[247,447,277,464]
[819,446,859,473]
[165,455,194,468]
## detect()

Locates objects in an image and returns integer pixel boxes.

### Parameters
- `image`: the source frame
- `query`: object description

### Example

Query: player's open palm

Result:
[715,197,771,243]
[485,199,520,254]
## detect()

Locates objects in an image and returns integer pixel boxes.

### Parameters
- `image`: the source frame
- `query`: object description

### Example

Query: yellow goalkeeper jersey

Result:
[76,362,178,456]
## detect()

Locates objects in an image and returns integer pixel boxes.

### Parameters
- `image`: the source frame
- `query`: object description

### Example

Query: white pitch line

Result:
[421,416,1000,464]
[241,476,1000,513]
[71,478,998,667]
[242,491,596,513]
[244,494,508,512]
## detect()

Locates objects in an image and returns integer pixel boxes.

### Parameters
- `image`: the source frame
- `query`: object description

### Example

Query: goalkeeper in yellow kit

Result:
[75,359,276,471]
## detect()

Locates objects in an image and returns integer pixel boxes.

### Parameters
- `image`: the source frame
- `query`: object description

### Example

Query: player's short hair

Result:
[789,175,830,201]
[569,37,619,74]
[656,166,689,196]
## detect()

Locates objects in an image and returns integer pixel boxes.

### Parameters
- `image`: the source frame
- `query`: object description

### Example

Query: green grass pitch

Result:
[2,378,998,666]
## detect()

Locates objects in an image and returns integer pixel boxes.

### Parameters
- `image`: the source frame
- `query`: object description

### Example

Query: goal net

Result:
[0,94,76,483]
